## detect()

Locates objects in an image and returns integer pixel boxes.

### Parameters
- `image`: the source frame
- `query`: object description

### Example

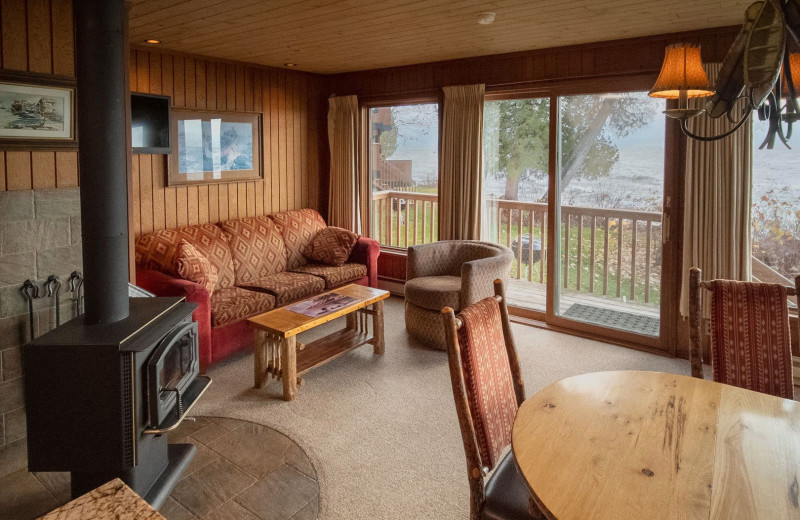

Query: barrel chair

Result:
[404,241,513,350]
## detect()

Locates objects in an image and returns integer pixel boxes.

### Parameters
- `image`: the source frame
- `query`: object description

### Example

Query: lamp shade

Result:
[649,43,714,99]
[781,53,800,96]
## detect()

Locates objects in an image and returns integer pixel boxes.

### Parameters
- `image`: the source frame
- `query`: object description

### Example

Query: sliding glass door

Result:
[482,97,550,311]
[553,92,666,338]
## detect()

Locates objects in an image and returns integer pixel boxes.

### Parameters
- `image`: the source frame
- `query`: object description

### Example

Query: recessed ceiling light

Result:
[476,12,496,25]
[144,39,161,44]
[284,63,297,68]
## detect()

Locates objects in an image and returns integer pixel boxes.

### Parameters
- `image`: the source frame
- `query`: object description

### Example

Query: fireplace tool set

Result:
[20,271,84,341]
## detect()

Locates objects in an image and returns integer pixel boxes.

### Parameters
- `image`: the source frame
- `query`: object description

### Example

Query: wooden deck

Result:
[506,278,660,319]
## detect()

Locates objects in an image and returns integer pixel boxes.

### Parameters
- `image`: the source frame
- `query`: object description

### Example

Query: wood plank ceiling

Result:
[129,0,752,74]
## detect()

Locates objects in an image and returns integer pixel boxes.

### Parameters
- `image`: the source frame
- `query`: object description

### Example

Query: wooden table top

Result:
[512,370,800,520]
[247,284,389,338]
[38,478,164,520]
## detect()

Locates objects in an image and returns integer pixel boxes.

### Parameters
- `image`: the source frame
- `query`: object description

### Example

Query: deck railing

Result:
[372,190,663,305]
[371,190,439,247]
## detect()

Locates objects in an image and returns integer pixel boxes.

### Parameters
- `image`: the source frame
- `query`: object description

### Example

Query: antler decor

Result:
[650,0,800,148]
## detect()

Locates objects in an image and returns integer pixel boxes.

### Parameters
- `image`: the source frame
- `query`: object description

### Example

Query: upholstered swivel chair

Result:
[441,279,544,520]
[405,241,513,350]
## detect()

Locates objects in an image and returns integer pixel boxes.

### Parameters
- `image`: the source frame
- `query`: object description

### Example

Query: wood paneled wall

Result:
[328,27,738,99]
[378,251,407,282]
[129,47,328,237]
[0,0,79,192]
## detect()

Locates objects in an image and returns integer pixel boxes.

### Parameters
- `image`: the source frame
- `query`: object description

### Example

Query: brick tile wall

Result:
[0,188,82,477]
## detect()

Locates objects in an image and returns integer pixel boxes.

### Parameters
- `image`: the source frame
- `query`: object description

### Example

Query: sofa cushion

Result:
[175,240,219,294]
[135,224,236,290]
[290,263,367,289]
[404,275,462,312]
[270,209,327,269]
[220,216,288,285]
[304,227,358,266]
[210,286,275,328]
[244,272,325,306]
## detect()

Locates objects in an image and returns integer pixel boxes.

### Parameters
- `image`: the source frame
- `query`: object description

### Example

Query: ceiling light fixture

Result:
[284,63,297,68]
[649,0,800,148]
[144,38,161,45]
[476,12,496,25]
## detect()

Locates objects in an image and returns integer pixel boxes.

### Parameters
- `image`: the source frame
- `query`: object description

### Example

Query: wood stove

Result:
[22,297,211,507]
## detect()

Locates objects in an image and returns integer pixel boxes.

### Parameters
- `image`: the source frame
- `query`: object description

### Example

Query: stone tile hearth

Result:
[0,417,319,520]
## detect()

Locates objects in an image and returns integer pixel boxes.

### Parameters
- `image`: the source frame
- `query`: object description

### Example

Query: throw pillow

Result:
[304,227,358,266]
[175,239,219,294]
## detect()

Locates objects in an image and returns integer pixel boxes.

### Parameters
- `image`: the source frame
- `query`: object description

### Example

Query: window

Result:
[368,103,439,248]
[751,119,800,288]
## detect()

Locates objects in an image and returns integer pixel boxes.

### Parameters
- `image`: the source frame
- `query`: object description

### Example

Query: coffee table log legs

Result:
[281,336,297,401]
[372,300,385,354]
[254,329,268,389]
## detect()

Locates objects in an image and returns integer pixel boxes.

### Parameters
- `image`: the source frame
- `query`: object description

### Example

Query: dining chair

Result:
[441,279,544,520]
[689,267,798,399]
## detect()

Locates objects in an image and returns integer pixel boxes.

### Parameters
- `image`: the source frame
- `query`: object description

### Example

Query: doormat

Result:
[562,303,660,337]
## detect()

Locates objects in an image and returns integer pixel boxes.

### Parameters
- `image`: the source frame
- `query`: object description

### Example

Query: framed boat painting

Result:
[0,71,77,149]
[168,108,263,186]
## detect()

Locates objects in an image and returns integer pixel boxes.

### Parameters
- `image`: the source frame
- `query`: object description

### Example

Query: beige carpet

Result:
[194,296,690,520]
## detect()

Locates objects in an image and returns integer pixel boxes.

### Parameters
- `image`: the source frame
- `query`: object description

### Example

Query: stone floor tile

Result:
[170,417,212,441]
[205,499,261,520]
[0,438,28,478]
[0,468,59,520]
[33,472,71,504]
[289,499,319,520]
[235,465,319,520]
[180,440,221,480]
[190,421,231,445]
[170,458,256,518]
[207,422,294,480]
[207,416,242,431]
[284,444,316,480]
[160,497,199,520]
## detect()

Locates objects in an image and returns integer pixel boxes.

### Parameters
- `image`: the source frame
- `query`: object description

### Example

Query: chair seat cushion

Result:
[482,452,540,520]
[210,286,275,328]
[243,272,325,305]
[290,263,367,289]
[404,275,462,311]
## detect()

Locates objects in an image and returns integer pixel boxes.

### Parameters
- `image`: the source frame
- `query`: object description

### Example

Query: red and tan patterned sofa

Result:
[134,209,379,371]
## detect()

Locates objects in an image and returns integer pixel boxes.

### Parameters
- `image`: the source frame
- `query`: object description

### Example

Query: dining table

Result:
[511,370,800,520]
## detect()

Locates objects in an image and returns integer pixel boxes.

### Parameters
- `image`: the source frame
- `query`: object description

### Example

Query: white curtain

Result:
[679,63,752,317]
[439,84,485,240]
[327,95,364,231]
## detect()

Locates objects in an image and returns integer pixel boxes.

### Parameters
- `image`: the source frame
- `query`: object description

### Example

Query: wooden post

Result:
[281,336,297,401]
[346,313,357,330]
[254,329,267,389]
[688,267,704,379]
[372,300,385,354]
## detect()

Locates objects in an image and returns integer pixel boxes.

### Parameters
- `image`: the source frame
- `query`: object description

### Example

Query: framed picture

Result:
[168,108,262,186]
[0,71,77,149]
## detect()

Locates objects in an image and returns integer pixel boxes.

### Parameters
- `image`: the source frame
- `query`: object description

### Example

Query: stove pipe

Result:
[74,0,130,324]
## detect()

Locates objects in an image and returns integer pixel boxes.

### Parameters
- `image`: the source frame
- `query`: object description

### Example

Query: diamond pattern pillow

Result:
[175,240,219,294]
[135,223,236,290]
[220,216,288,285]
[270,209,327,269]
[304,227,358,266]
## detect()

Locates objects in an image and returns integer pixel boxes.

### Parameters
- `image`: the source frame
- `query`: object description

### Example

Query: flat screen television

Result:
[131,93,170,154]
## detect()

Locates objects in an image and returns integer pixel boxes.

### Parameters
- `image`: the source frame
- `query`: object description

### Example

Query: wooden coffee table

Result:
[247,284,389,401]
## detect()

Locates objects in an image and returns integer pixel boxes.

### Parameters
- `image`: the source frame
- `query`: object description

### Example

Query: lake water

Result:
[389,139,799,211]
